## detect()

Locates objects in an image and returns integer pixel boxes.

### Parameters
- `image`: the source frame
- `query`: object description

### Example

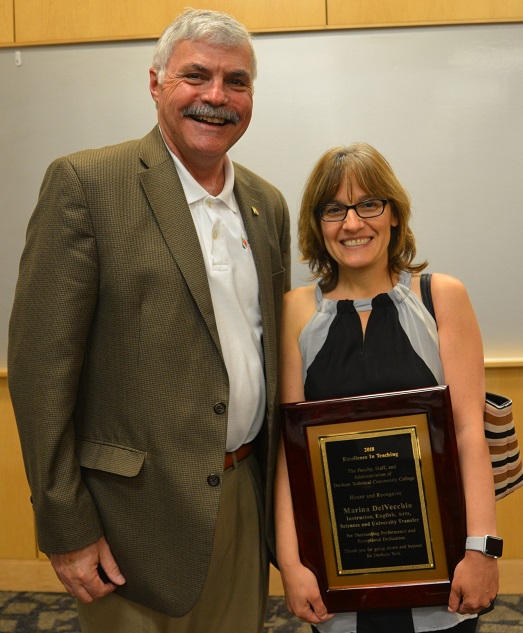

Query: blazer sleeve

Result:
[278,189,292,293]
[8,157,104,554]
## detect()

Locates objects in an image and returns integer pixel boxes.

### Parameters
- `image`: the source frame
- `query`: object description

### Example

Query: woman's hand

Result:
[280,561,334,624]
[448,551,499,614]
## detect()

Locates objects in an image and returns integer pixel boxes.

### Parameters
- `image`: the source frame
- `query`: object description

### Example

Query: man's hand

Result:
[49,535,126,603]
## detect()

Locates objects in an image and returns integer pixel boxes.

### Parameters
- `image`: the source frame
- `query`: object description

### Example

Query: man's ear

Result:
[149,68,160,103]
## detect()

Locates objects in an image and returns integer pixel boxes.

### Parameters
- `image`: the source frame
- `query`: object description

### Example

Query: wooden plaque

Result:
[280,386,466,612]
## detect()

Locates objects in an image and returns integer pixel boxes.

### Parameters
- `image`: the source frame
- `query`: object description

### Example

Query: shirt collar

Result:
[160,129,237,213]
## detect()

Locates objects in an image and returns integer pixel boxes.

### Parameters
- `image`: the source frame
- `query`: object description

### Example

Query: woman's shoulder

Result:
[283,285,316,309]
[429,272,468,298]
[284,284,317,304]
[410,272,470,316]
[283,285,318,330]
[421,273,473,323]
[412,272,467,293]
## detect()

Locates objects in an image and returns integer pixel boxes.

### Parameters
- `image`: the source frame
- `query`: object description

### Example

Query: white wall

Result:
[1,23,522,364]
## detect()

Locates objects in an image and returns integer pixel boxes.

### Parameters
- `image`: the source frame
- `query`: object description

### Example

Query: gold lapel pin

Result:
[251,206,260,216]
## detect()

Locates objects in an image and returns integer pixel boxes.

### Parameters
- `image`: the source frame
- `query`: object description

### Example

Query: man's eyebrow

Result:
[179,63,251,79]
[180,62,208,73]
[229,69,250,77]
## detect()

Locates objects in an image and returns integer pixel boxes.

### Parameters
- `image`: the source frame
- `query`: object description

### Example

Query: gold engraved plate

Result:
[319,425,435,576]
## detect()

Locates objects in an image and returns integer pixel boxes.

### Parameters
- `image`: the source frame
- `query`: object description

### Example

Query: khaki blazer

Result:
[8,126,291,617]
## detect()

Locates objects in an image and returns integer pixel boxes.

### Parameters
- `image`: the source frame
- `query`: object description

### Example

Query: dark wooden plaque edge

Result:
[280,385,467,613]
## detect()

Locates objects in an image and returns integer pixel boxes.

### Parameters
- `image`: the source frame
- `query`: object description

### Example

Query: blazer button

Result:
[214,402,226,415]
[207,474,221,487]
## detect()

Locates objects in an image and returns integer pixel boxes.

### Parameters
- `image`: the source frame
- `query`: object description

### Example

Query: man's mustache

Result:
[182,105,240,125]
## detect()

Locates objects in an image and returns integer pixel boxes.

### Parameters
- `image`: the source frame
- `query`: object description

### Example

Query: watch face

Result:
[485,536,503,558]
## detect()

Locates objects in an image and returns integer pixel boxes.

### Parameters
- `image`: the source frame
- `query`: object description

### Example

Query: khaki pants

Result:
[77,453,268,633]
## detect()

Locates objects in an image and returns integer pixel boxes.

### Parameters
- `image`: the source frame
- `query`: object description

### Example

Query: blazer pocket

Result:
[76,438,146,477]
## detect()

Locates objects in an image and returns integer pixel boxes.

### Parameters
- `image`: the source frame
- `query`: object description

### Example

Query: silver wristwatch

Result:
[465,535,503,558]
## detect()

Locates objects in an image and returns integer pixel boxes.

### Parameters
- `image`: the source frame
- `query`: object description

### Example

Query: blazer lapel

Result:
[234,171,278,388]
[137,128,222,355]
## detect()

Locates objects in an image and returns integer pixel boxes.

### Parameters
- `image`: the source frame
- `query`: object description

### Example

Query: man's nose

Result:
[202,80,228,105]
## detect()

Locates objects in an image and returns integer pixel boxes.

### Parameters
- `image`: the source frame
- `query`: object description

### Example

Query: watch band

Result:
[465,535,503,558]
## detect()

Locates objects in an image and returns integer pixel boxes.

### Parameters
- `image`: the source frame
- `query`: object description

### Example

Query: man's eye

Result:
[228,78,249,89]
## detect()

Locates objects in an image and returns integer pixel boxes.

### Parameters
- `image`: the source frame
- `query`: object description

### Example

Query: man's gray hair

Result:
[152,8,257,84]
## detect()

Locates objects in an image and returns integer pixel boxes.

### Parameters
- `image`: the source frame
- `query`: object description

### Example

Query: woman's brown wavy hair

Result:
[298,143,427,293]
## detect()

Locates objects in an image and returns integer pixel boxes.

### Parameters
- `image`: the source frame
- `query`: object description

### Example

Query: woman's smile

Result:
[340,236,372,247]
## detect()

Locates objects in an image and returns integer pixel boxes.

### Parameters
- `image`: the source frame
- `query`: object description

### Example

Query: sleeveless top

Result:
[301,270,444,397]
[300,271,472,632]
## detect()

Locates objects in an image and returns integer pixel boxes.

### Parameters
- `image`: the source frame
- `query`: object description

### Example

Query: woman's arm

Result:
[275,288,333,624]
[431,273,499,614]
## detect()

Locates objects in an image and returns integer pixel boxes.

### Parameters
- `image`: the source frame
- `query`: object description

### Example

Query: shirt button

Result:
[207,474,221,487]
[214,402,226,415]
[212,229,218,240]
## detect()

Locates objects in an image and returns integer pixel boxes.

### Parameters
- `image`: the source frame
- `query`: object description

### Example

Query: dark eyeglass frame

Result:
[318,198,389,222]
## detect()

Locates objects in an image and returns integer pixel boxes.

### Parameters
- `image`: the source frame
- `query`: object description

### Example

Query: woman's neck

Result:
[325,268,398,301]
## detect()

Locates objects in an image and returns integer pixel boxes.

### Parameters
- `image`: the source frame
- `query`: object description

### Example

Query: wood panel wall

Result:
[1,0,522,47]
[1,366,522,593]
[328,0,523,28]
[0,0,13,43]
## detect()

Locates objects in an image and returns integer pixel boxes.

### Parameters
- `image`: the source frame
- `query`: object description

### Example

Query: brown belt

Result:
[224,442,253,470]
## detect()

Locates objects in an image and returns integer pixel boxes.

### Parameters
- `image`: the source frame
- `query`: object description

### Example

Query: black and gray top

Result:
[301,270,443,399]
[301,271,473,632]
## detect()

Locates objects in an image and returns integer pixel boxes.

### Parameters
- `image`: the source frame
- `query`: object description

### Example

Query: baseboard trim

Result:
[498,558,523,594]
[0,560,286,595]
[0,559,64,592]
[1,558,520,595]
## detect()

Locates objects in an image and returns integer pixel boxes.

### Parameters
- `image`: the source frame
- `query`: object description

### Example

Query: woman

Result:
[275,143,499,633]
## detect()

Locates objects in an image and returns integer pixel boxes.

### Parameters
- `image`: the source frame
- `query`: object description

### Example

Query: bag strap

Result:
[421,276,520,500]
[485,392,512,409]
[420,272,436,321]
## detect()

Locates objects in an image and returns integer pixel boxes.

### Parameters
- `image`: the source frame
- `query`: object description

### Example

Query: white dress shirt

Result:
[165,146,265,452]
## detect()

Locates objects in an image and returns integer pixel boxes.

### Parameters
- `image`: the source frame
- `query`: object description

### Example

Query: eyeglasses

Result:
[318,199,389,222]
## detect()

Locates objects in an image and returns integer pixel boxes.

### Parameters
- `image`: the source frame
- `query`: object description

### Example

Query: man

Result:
[8,9,290,633]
